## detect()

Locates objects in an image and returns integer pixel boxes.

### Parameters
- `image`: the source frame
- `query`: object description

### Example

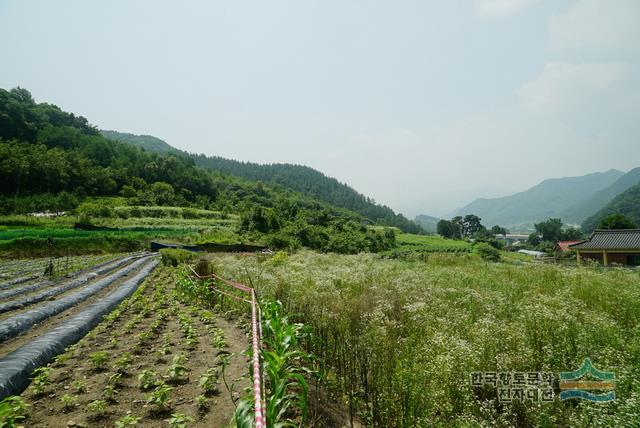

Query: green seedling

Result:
[102,384,119,403]
[199,368,219,395]
[107,373,123,387]
[86,399,107,418]
[115,414,141,427]
[113,353,133,373]
[166,412,193,428]
[60,393,77,411]
[0,396,29,426]
[72,379,87,394]
[195,394,210,413]
[146,383,173,412]
[167,360,189,383]
[89,351,108,370]
[138,370,160,390]
[29,367,52,395]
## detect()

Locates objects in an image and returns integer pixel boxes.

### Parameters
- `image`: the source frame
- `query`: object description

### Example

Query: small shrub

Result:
[160,248,197,267]
[474,242,501,262]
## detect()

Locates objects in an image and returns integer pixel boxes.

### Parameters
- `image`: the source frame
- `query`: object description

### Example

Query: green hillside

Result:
[0,87,396,254]
[563,167,640,222]
[102,130,423,234]
[456,170,624,230]
[582,182,640,232]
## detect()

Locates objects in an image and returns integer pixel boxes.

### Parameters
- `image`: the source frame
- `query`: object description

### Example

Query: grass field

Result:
[205,250,640,427]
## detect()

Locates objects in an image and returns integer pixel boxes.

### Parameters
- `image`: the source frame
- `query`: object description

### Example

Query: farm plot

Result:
[0,254,159,397]
[10,264,250,427]
[0,253,121,287]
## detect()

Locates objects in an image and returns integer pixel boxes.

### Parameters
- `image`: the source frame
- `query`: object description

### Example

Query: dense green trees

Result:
[583,183,640,232]
[0,87,396,254]
[526,218,584,250]
[598,214,637,230]
[103,130,424,234]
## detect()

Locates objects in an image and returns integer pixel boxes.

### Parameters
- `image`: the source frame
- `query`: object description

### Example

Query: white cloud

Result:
[549,0,640,51]
[516,61,629,111]
[475,0,540,17]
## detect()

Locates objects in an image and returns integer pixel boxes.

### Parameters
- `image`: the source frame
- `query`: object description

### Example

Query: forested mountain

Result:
[414,214,440,233]
[0,87,397,253]
[562,167,640,222]
[103,130,423,233]
[582,183,640,232]
[456,170,624,230]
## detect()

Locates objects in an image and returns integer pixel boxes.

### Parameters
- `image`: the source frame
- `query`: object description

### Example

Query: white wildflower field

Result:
[212,251,640,427]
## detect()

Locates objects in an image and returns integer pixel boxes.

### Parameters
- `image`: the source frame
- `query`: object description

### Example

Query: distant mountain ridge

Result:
[455,170,625,230]
[414,214,440,233]
[102,130,424,233]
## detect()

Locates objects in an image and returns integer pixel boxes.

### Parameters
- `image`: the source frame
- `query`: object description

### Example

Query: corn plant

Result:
[0,396,29,427]
[146,383,173,412]
[89,351,108,370]
[260,300,309,426]
[115,414,141,427]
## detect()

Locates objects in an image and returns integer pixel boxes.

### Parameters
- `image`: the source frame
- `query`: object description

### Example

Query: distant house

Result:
[569,229,640,266]
[554,240,584,257]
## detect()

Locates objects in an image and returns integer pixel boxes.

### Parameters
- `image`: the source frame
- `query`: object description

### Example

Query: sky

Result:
[1,0,639,217]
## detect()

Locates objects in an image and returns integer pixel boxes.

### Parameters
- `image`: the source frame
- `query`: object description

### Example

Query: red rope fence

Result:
[188,267,265,428]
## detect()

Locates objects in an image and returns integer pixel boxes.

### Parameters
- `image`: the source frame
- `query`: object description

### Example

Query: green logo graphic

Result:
[559,358,615,402]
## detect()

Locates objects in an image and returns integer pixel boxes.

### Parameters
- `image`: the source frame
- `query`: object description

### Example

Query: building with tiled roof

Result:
[569,229,640,266]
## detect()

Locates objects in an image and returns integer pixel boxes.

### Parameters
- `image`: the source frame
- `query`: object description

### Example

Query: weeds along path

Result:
[0,253,145,311]
[19,265,250,427]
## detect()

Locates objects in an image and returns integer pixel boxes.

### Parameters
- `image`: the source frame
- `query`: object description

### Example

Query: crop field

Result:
[0,253,121,283]
[13,265,250,427]
[207,250,640,427]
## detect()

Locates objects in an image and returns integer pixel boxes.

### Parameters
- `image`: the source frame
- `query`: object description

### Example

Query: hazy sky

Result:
[1,0,639,217]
